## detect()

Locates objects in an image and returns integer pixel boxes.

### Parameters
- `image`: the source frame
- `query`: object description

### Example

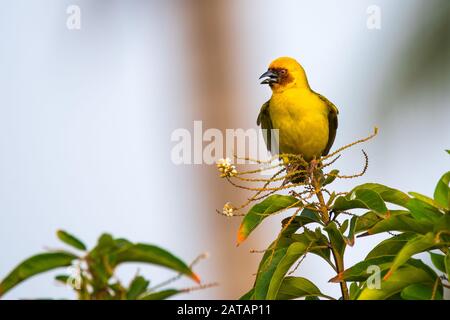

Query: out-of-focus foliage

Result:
[0,232,202,300]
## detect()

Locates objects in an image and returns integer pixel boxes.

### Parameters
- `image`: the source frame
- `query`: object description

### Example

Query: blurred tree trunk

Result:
[182,0,260,299]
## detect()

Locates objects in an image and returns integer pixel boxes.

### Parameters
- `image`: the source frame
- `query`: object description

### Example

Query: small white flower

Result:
[216,158,238,178]
[222,202,234,217]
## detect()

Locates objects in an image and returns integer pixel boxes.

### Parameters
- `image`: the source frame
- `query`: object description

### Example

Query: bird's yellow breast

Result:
[269,88,329,161]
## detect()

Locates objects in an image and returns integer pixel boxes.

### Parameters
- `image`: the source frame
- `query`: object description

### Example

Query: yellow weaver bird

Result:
[258,57,339,181]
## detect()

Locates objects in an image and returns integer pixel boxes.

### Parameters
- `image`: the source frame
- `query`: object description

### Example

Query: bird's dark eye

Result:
[280,69,287,75]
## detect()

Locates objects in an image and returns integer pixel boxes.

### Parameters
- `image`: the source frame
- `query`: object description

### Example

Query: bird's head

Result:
[259,57,309,93]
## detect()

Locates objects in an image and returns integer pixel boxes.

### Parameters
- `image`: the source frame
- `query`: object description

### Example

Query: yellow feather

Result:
[261,57,333,161]
[270,88,329,161]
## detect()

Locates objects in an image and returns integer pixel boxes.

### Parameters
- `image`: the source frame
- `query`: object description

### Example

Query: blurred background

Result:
[0,0,449,299]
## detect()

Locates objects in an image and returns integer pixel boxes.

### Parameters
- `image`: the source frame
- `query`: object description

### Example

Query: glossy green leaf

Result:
[237,195,300,244]
[280,208,322,235]
[90,233,116,257]
[127,275,150,300]
[434,171,450,209]
[361,213,433,236]
[429,252,446,273]
[385,233,437,279]
[324,222,346,258]
[355,211,381,233]
[139,289,180,300]
[358,265,437,300]
[353,183,411,207]
[276,277,325,300]
[349,282,362,300]
[87,234,119,287]
[339,219,349,234]
[344,216,358,246]
[54,274,70,285]
[408,192,444,210]
[292,230,331,265]
[405,198,442,222]
[366,233,415,259]
[266,241,310,299]
[329,256,394,283]
[115,244,200,283]
[333,189,388,215]
[254,246,289,299]
[239,288,254,300]
[0,252,78,297]
[401,283,443,300]
[331,257,436,284]
[433,214,450,234]
[252,222,300,288]
[323,170,339,186]
[56,230,87,251]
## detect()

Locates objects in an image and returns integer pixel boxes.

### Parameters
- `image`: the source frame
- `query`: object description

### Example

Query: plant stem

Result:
[312,171,350,300]
[330,246,350,300]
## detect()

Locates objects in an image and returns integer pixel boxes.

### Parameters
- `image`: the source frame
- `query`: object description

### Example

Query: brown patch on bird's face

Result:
[270,68,294,87]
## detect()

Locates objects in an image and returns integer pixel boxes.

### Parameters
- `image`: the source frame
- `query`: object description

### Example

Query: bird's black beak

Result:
[259,69,279,85]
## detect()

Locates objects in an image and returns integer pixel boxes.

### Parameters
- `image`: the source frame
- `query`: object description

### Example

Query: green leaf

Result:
[139,289,180,300]
[239,288,254,300]
[445,252,450,280]
[323,169,339,186]
[349,282,362,300]
[385,233,437,279]
[352,183,411,207]
[276,277,325,300]
[429,252,446,273]
[292,230,332,264]
[54,274,70,285]
[366,233,416,259]
[333,189,388,215]
[401,283,443,300]
[87,234,119,287]
[266,241,310,299]
[355,211,381,233]
[237,195,300,244]
[433,214,450,234]
[434,171,450,209]
[254,246,289,299]
[115,244,200,283]
[405,198,442,222]
[446,150,450,155]
[344,216,358,246]
[56,230,87,251]
[324,222,346,258]
[408,192,445,210]
[90,233,117,257]
[127,275,150,300]
[357,265,438,300]
[331,257,437,284]
[280,208,322,235]
[339,219,349,234]
[0,252,78,297]
[361,212,433,236]
[329,256,395,283]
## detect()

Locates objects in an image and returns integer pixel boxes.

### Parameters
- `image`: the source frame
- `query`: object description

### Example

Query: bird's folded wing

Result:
[257,100,273,153]
[315,92,339,156]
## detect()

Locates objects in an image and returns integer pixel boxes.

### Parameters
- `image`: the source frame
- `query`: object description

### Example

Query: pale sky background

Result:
[0,0,449,299]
